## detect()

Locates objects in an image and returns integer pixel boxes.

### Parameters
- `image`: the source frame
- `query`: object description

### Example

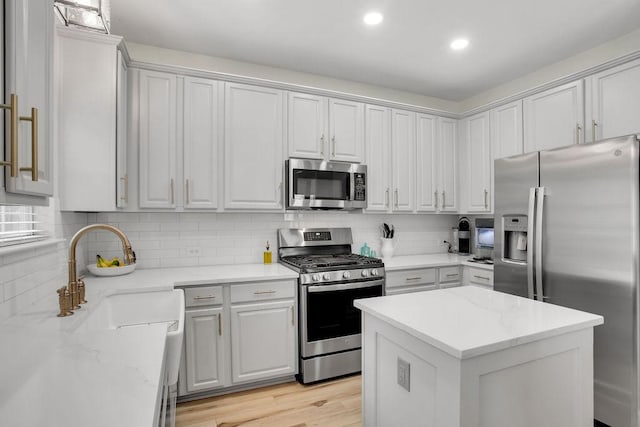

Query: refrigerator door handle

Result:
[535,187,546,302]
[527,188,536,299]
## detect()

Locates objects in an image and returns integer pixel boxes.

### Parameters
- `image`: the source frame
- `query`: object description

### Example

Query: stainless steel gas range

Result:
[278,227,385,384]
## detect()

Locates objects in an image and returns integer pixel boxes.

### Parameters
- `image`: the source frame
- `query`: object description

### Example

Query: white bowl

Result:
[86,263,136,277]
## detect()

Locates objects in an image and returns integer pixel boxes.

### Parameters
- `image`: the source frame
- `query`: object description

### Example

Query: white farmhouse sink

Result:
[79,289,185,385]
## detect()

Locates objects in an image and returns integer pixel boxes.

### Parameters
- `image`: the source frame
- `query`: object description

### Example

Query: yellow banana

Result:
[96,254,110,268]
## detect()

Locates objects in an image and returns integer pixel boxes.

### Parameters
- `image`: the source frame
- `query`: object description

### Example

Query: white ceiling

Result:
[109,0,640,101]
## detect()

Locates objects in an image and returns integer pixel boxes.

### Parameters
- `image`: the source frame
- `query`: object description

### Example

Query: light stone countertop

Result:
[383,253,494,271]
[355,286,603,359]
[0,262,297,427]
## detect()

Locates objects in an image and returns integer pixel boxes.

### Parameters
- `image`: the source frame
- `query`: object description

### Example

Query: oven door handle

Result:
[307,279,385,293]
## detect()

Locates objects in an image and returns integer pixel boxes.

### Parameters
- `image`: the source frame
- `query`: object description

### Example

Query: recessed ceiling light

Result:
[450,38,470,50]
[363,12,383,26]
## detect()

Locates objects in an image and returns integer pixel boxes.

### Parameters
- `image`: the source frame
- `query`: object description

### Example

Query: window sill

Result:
[0,238,65,257]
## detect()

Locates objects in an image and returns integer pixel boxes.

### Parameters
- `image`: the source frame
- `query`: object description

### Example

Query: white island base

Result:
[355,286,604,427]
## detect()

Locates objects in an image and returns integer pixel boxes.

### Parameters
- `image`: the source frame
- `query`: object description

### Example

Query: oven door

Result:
[300,279,384,358]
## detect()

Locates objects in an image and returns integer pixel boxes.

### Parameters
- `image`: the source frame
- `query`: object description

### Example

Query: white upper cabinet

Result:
[365,105,392,212]
[287,92,327,159]
[391,109,416,212]
[416,113,438,212]
[586,58,640,142]
[523,80,584,153]
[183,77,220,209]
[438,118,458,212]
[490,100,523,160]
[2,0,53,200]
[288,93,364,163]
[116,50,129,209]
[224,83,284,210]
[57,29,124,212]
[329,98,364,162]
[138,70,178,208]
[464,112,491,213]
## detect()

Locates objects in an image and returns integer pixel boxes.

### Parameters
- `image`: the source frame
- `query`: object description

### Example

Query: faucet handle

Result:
[77,279,87,304]
[56,287,73,317]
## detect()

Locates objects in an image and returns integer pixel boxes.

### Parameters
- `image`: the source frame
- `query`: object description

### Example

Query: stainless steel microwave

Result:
[285,159,367,210]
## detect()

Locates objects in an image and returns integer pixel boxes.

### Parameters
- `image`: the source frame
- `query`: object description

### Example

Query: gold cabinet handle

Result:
[331,136,336,158]
[576,123,582,145]
[446,273,458,277]
[405,277,422,281]
[290,306,294,326]
[120,174,128,202]
[0,94,18,177]
[592,119,598,141]
[434,191,438,209]
[484,189,488,209]
[394,189,399,207]
[254,290,276,295]
[320,134,325,156]
[170,178,175,205]
[218,313,222,336]
[193,295,216,300]
[186,179,190,205]
[19,107,38,181]
[385,188,389,207]
[473,275,490,281]
[442,191,446,208]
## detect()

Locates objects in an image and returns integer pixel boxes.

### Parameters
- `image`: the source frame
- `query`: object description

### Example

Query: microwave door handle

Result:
[527,188,536,300]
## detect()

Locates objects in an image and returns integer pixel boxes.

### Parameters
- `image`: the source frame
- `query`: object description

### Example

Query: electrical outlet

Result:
[397,357,410,391]
[185,247,201,256]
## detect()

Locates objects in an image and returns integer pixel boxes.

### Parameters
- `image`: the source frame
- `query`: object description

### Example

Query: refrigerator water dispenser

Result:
[503,215,528,262]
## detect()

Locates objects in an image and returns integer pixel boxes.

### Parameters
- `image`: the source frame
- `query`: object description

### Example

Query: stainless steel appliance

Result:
[457,217,471,255]
[494,134,639,427]
[285,159,367,210]
[278,227,384,384]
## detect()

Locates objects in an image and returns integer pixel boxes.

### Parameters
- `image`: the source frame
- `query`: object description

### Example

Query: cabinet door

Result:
[523,80,584,153]
[416,113,438,212]
[391,109,416,212]
[184,307,226,393]
[4,0,53,197]
[288,92,327,160]
[329,98,364,162]
[438,118,458,211]
[466,112,491,212]
[365,105,391,212]
[230,300,296,384]
[490,100,523,160]
[116,50,128,209]
[587,59,640,142]
[139,70,177,208]
[183,77,220,209]
[224,83,284,210]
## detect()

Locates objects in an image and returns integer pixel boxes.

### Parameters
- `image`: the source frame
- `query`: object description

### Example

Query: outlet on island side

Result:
[397,357,410,392]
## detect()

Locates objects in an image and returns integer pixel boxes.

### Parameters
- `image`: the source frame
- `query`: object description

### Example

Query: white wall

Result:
[126,42,459,113]
[85,212,458,269]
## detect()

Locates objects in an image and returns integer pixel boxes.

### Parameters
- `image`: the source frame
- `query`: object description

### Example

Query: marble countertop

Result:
[0,262,297,427]
[355,286,603,359]
[383,254,494,271]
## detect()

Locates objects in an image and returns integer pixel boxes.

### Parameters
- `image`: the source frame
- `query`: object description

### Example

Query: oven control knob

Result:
[343,271,351,279]
[361,270,369,277]
[371,269,378,276]
[312,274,320,282]
[323,273,331,280]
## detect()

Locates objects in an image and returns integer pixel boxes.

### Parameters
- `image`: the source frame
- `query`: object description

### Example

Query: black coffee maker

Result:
[457,217,471,255]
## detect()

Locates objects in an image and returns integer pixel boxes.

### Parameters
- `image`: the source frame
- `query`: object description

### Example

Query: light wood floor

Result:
[176,375,362,427]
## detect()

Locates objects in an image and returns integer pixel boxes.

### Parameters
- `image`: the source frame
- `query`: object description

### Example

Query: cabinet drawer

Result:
[230,280,295,303]
[184,285,224,308]
[386,268,436,289]
[439,266,461,283]
[468,267,494,287]
[385,284,437,296]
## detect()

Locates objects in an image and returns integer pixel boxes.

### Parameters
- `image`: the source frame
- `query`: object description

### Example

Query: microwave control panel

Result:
[354,173,366,201]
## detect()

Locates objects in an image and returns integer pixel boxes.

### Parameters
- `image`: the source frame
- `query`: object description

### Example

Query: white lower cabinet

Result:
[184,307,226,393]
[438,266,461,288]
[463,266,494,289]
[230,300,296,383]
[178,280,297,397]
[385,266,462,295]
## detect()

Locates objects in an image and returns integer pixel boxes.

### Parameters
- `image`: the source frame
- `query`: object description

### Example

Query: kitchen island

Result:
[355,286,603,427]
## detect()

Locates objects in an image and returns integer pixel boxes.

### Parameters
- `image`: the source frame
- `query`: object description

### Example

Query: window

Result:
[0,205,47,247]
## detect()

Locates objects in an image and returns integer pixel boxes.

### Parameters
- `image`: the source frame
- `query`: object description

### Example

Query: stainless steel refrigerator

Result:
[494,134,639,427]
